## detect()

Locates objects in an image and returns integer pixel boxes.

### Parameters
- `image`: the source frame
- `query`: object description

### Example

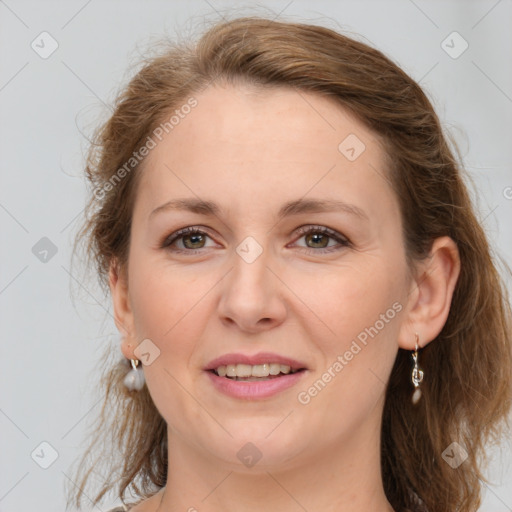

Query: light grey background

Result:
[1,1,511,511]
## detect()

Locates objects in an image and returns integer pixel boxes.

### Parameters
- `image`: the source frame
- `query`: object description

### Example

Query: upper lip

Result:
[204,352,308,371]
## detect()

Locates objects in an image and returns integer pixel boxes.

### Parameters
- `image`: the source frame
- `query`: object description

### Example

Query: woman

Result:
[67,15,512,512]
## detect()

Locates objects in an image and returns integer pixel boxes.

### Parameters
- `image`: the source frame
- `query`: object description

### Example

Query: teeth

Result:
[269,363,281,375]
[235,364,252,378]
[252,364,270,377]
[214,363,298,378]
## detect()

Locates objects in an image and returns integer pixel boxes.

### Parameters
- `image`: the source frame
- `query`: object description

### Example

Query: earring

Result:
[123,358,145,391]
[411,333,424,405]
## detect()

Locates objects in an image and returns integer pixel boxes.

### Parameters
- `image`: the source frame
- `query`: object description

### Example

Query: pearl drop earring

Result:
[124,359,145,391]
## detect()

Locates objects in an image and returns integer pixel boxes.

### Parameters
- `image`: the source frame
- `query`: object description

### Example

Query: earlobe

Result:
[398,236,461,350]
[120,338,135,360]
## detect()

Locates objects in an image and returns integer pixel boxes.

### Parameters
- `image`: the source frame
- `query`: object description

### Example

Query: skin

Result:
[110,82,460,512]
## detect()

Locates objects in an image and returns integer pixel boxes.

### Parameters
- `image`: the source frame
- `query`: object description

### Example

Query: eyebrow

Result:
[149,197,368,221]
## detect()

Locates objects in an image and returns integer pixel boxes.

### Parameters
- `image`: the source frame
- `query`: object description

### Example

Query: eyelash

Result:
[160,225,351,255]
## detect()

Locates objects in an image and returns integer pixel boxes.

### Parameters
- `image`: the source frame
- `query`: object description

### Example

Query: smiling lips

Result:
[204,352,307,398]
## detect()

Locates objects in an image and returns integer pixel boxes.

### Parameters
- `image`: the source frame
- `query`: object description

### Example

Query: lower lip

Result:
[206,370,306,399]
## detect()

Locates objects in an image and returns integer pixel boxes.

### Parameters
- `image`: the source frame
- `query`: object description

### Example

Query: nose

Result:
[217,246,287,334]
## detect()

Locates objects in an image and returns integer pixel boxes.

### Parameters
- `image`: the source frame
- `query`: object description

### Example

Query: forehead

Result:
[135,83,395,221]
[147,83,380,161]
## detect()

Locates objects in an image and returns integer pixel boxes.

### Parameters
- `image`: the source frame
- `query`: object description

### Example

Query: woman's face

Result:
[116,83,414,470]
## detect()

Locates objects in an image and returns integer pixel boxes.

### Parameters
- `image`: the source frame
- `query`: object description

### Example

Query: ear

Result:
[109,258,136,360]
[398,236,461,350]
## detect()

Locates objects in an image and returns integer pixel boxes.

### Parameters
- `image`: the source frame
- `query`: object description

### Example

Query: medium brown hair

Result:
[67,15,512,512]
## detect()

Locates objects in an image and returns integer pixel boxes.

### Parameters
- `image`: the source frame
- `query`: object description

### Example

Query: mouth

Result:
[204,352,308,398]
[209,363,306,381]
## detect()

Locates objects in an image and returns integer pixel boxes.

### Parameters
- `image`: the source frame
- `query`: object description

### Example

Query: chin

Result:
[200,428,306,472]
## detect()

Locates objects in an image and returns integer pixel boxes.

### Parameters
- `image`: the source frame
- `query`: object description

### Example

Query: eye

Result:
[160,225,350,255]
[291,225,350,254]
[160,227,217,253]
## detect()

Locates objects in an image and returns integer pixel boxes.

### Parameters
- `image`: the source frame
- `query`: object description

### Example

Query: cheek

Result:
[296,259,405,351]
[294,265,404,436]
[128,249,206,340]
[127,259,208,421]
[130,272,174,340]
[126,256,220,385]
